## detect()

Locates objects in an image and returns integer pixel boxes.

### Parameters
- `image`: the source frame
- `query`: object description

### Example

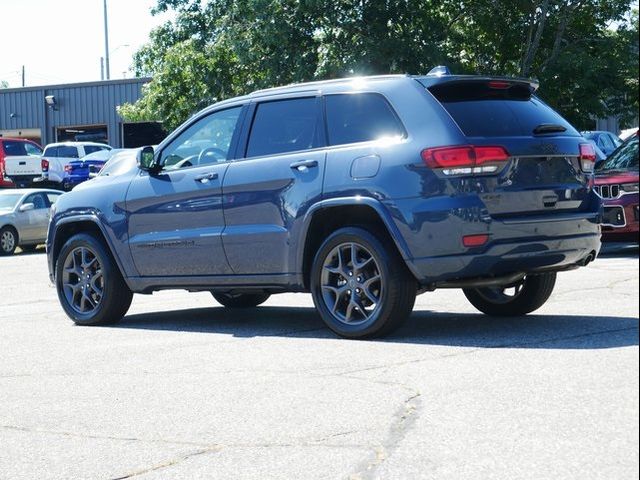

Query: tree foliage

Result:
[119,0,639,131]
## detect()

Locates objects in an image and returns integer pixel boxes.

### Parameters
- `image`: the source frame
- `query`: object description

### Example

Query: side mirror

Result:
[19,203,35,212]
[137,146,158,172]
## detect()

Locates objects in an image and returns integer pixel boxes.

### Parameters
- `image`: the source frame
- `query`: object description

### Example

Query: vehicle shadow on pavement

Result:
[598,243,639,258]
[117,307,639,349]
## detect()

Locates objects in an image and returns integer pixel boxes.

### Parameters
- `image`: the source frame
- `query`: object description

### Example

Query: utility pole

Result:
[103,0,110,80]
[100,57,104,81]
[21,65,25,87]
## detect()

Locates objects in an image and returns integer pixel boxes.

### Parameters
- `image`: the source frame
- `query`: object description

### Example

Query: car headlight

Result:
[620,183,639,193]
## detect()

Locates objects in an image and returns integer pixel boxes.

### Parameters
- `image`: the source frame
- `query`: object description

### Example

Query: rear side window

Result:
[325,93,405,146]
[84,145,109,155]
[426,81,577,137]
[46,193,62,205]
[24,143,42,156]
[43,146,58,157]
[57,146,80,158]
[247,98,320,157]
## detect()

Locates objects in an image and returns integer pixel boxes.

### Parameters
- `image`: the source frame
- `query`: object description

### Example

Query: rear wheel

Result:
[310,227,416,339]
[0,226,18,256]
[463,273,557,316]
[56,234,133,325]
[212,292,270,308]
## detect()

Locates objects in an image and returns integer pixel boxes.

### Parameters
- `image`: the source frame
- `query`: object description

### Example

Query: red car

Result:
[594,132,639,243]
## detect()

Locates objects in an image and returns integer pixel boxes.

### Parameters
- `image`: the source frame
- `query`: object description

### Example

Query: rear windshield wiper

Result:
[533,123,567,135]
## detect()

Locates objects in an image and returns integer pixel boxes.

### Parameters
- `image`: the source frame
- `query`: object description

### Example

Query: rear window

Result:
[247,98,320,157]
[57,146,80,158]
[426,81,577,137]
[324,93,405,146]
[2,140,40,157]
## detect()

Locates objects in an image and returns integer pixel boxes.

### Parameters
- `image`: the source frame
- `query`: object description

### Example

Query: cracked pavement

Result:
[0,246,637,479]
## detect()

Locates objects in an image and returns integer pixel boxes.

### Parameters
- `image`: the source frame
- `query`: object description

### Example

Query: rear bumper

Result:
[393,202,602,285]
[5,174,41,186]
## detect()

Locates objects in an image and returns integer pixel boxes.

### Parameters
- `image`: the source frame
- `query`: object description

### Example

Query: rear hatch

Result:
[420,77,596,218]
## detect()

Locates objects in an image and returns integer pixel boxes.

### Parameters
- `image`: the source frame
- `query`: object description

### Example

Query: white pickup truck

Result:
[1,138,43,187]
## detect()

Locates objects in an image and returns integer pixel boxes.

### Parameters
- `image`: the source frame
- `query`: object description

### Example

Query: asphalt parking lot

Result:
[0,245,638,480]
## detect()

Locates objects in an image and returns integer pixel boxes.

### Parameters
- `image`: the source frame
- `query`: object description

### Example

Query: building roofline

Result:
[0,77,152,94]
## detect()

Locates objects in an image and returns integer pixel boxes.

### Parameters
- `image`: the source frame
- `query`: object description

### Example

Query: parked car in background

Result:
[63,148,125,189]
[0,188,62,255]
[0,138,43,188]
[581,131,623,156]
[595,132,639,243]
[47,73,601,338]
[619,127,639,141]
[41,142,111,189]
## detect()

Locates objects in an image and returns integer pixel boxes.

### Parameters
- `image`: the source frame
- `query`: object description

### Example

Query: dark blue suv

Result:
[46,73,601,338]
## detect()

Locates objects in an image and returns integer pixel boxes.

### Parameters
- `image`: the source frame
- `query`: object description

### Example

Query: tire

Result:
[55,233,133,325]
[0,226,18,256]
[463,273,557,316]
[310,227,416,339]
[212,292,270,308]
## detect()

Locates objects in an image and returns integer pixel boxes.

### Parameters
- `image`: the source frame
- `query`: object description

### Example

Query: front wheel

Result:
[56,234,133,325]
[463,273,557,316]
[310,227,416,339]
[212,292,270,308]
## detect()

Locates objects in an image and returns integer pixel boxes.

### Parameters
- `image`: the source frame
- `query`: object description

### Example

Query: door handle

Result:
[290,159,318,171]
[194,172,219,183]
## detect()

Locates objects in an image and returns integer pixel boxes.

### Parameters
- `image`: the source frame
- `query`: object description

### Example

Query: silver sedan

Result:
[0,189,63,255]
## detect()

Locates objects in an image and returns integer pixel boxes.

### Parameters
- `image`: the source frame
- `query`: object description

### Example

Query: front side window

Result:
[246,98,320,157]
[23,193,47,209]
[325,93,406,146]
[161,106,242,169]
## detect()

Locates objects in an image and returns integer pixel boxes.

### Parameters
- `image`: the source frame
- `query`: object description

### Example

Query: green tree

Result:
[120,0,638,131]
[0,80,9,88]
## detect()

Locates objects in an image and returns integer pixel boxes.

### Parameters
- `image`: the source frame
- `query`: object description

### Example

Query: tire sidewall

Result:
[310,227,396,338]
[55,234,118,325]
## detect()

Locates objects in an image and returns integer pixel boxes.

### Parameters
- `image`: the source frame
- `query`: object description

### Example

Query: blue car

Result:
[62,149,125,190]
[46,72,601,338]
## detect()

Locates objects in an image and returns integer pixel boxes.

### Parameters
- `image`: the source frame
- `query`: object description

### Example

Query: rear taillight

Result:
[41,159,49,172]
[579,143,596,172]
[421,145,510,175]
[64,164,73,173]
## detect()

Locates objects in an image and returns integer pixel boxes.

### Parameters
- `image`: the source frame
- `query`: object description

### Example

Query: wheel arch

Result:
[299,197,416,289]
[50,216,128,284]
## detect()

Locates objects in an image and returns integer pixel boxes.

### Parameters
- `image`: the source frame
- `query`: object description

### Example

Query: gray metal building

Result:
[0,78,163,148]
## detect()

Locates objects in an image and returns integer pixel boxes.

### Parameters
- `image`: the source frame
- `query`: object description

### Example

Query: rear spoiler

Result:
[416,75,539,93]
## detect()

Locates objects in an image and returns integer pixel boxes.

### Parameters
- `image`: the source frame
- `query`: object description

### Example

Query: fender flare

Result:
[297,196,413,278]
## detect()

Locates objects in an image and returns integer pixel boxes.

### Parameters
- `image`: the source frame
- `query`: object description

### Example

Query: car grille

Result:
[594,184,621,199]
